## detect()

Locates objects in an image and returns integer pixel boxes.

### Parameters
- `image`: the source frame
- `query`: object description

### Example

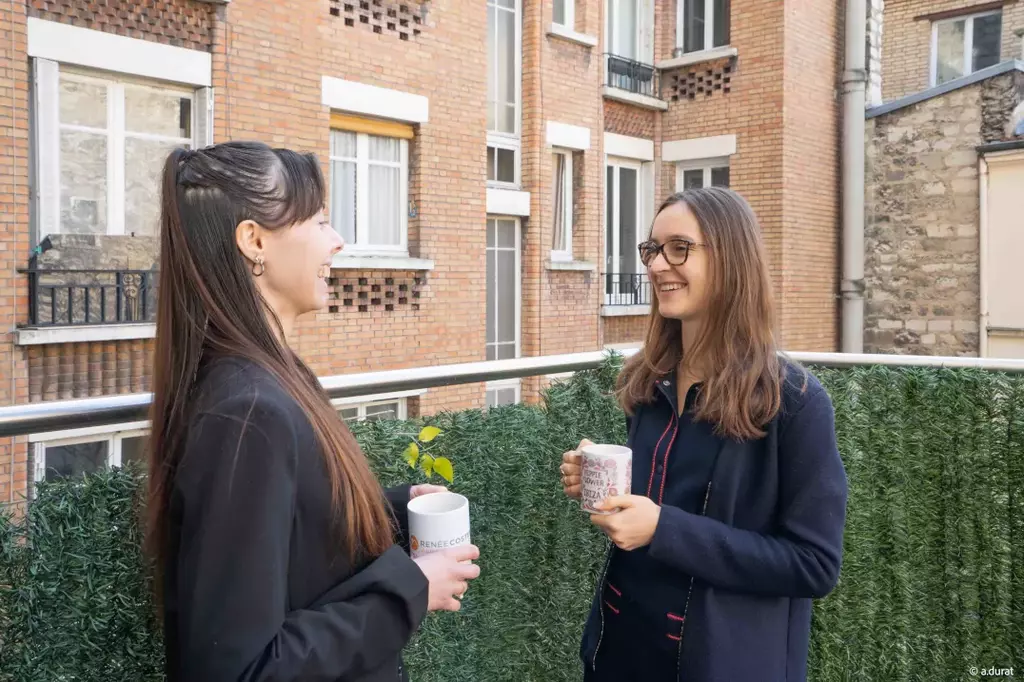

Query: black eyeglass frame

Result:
[637,238,708,267]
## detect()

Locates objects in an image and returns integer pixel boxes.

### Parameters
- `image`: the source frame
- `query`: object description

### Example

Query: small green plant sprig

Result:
[402,425,454,483]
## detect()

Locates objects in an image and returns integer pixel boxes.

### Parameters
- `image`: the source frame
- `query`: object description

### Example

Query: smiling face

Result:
[644,202,711,324]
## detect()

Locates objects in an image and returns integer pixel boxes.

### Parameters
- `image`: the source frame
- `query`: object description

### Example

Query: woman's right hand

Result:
[560,438,592,499]
[413,544,481,612]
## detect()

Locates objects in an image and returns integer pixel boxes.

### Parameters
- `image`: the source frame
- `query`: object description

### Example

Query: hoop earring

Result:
[252,255,265,277]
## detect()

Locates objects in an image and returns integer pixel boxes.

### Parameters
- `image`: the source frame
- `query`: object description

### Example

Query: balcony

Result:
[603,53,666,110]
[603,272,651,315]
[22,268,159,328]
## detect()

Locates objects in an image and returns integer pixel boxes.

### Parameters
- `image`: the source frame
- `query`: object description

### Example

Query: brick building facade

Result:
[0,0,845,502]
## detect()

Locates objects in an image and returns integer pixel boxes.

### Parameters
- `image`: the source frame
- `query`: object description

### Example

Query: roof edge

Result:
[978,139,1024,154]
[867,60,1024,120]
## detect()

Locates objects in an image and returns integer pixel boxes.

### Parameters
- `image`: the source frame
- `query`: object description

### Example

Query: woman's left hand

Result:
[591,495,662,551]
[410,484,448,499]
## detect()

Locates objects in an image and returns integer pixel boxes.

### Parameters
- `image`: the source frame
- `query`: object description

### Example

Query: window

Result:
[605,161,642,304]
[606,0,641,60]
[34,428,148,483]
[54,70,195,237]
[676,0,730,54]
[677,160,730,190]
[488,0,521,186]
[554,0,574,29]
[486,218,521,361]
[329,128,409,254]
[551,151,574,260]
[931,10,1002,86]
[485,379,521,407]
[338,398,407,423]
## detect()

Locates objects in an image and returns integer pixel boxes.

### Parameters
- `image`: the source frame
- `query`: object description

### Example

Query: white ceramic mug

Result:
[407,492,471,559]
[580,444,633,514]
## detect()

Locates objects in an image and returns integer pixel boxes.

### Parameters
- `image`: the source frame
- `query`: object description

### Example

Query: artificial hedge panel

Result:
[1,361,1022,681]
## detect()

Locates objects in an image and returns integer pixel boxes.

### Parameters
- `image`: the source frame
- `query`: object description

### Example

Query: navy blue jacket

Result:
[580,362,849,682]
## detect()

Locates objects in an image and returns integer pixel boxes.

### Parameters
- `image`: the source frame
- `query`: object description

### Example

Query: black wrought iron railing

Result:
[604,272,651,306]
[605,53,659,98]
[23,269,159,327]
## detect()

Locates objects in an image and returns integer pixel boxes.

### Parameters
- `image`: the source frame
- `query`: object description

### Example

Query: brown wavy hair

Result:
[147,142,393,593]
[617,187,787,441]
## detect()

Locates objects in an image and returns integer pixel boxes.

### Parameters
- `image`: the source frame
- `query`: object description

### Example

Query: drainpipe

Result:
[978,156,989,357]
[841,0,868,353]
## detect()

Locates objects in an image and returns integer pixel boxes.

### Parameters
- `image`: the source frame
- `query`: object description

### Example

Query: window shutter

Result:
[32,58,60,241]
[195,86,215,147]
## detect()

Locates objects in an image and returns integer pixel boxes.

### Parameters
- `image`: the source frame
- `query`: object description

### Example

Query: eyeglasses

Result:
[638,239,707,267]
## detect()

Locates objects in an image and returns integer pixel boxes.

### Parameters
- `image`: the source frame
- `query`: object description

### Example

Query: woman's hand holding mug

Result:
[560,439,593,499]
[414,544,481,612]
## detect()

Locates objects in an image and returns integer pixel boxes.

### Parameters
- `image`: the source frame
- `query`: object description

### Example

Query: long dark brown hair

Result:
[617,187,787,440]
[147,142,392,584]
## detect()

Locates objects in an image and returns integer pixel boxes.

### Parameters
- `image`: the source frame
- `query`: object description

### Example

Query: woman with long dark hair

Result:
[559,188,848,681]
[148,141,479,681]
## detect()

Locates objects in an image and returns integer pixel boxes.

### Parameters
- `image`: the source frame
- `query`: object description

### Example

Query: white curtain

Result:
[329,131,357,244]
[367,135,401,247]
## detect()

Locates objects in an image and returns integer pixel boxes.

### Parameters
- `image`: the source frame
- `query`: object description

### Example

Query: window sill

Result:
[15,322,156,346]
[546,260,597,272]
[547,24,598,48]
[601,305,651,317]
[656,46,738,71]
[331,255,435,271]
[601,87,669,111]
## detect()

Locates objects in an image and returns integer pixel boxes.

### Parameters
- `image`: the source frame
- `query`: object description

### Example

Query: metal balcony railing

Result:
[22,268,159,327]
[605,53,659,98]
[605,272,651,306]
[2,350,1024,439]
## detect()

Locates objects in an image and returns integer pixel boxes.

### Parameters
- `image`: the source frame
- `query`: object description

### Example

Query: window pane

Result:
[126,137,184,236]
[45,440,108,481]
[972,13,1002,72]
[339,407,360,422]
[497,246,516,345]
[365,403,399,421]
[619,168,638,274]
[554,0,566,25]
[713,0,730,48]
[496,147,516,183]
[711,166,730,187]
[616,0,639,58]
[125,86,192,139]
[59,77,106,128]
[552,154,567,251]
[683,168,705,190]
[330,159,356,244]
[497,8,516,134]
[496,219,515,248]
[684,0,706,53]
[605,165,614,278]
[486,244,496,345]
[331,130,357,158]
[60,130,108,235]
[368,135,400,163]
[367,163,402,246]
[121,436,146,468]
[487,5,497,131]
[935,19,966,84]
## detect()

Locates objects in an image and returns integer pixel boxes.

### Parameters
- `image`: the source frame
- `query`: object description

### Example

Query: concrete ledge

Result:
[331,255,435,270]
[546,260,597,271]
[547,24,598,48]
[487,188,531,217]
[656,46,737,71]
[601,305,651,317]
[16,323,156,346]
[601,87,668,111]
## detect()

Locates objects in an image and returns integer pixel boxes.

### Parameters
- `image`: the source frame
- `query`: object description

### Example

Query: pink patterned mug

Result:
[580,444,633,514]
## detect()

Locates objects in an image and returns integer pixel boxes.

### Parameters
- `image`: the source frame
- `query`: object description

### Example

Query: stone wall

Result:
[864,84,985,355]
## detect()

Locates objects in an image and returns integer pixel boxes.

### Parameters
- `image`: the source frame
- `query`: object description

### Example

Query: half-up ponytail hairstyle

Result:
[147,142,392,590]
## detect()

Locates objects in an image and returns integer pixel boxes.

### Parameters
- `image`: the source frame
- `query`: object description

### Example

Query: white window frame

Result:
[48,68,197,237]
[487,0,523,187]
[675,0,730,54]
[485,378,522,407]
[33,426,148,483]
[604,158,644,306]
[336,397,409,422]
[329,129,410,256]
[485,217,522,362]
[551,150,574,262]
[554,0,575,29]
[929,9,1002,87]
[675,157,730,190]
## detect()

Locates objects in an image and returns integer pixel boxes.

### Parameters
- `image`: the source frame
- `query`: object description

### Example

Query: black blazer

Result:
[162,356,429,681]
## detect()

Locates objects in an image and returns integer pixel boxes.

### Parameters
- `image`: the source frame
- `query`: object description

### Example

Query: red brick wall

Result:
[603,314,647,345]
[28,0,215,51]
[27,341,152,402]
[604,100,656,138]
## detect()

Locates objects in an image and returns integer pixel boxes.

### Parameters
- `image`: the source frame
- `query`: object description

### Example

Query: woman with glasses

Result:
[558,188,848,681]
